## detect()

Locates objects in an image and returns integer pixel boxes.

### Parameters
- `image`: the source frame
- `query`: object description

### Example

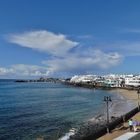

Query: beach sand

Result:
[109,88,138,117]
[97,88,140,140]
[111,88,138,102]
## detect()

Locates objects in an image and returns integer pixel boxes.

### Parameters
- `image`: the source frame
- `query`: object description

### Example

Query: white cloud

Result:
[12,64,50,76]
[0,64,50,77]
[42,49,123,74]
[5,30,124,77]
[8,30,79,56]
[0,67,14,76]
[0,49,122,77]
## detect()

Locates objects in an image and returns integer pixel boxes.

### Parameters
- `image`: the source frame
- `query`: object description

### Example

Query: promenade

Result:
[98,111,140,140]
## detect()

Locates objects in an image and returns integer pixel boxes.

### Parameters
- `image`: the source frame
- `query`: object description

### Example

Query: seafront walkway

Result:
[98,111,140,140]
[113,132,138,140]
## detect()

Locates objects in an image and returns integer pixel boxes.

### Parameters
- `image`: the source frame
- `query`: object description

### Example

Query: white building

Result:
[125,77,140,87]
[70,75,96,83]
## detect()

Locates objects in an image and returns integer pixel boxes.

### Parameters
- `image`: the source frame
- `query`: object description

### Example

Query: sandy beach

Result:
[72,88,139,140]
[90,88,138,122]
[97,88,140,140]
[109,88,138,117]
[111,88,138,102]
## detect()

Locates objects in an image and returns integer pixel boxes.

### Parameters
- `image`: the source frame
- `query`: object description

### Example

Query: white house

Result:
[125,77,140,87]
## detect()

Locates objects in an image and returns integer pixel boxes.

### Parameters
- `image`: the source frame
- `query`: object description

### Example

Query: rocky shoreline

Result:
[69,107,139,140]
[15,77,62,83]
[62,82,138,140]
[15,78,139,140]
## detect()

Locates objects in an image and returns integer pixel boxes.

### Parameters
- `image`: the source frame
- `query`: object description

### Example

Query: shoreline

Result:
[97,88,139,140]
[68,87,139,140]
[14,81,140,140]
[108,88,137,117]
[88,88,137,126]
[81,88,138,122]
[109,88,138,103]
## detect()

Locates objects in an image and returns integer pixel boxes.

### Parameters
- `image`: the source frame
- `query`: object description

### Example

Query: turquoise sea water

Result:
[0,80,119,140]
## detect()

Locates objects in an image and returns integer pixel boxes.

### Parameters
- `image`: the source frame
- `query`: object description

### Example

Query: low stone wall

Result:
[70,107,139,140]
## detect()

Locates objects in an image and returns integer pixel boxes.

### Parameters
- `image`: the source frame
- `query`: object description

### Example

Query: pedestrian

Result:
[128,119,133,131]
[133,120,138,132]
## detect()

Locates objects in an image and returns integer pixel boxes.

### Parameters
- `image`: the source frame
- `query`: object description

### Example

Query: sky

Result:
[0,0,140,78]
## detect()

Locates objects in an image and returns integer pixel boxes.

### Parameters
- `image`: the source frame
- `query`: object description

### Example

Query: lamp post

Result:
[137,88,140,111]
[104,96,112,133]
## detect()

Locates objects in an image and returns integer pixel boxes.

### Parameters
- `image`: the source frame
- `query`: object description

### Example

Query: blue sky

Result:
[0,0,140,78]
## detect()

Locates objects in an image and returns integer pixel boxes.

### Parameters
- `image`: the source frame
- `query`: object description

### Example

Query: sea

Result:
[0,80,136,140]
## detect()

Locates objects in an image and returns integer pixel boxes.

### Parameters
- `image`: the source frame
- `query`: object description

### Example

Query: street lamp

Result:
[104,96,112,133]
[137,88,140,111]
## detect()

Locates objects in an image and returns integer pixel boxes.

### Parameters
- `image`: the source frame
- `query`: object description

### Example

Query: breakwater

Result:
[70,107,139,140]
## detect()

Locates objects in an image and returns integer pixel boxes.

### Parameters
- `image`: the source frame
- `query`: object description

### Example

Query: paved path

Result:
[113,132,139,140]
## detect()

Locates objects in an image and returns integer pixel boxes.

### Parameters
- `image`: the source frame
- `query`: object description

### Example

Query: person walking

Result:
[128,119,133,131]
[133,120,138,132]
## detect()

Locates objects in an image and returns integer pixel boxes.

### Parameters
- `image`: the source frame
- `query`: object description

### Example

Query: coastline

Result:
[88,88,137,123]
[14,80,139,140]
[97,88,139,140]
[110,88,138,103]
[69,88,139,140]
[109,88,137,117]
[88,88,137,126]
